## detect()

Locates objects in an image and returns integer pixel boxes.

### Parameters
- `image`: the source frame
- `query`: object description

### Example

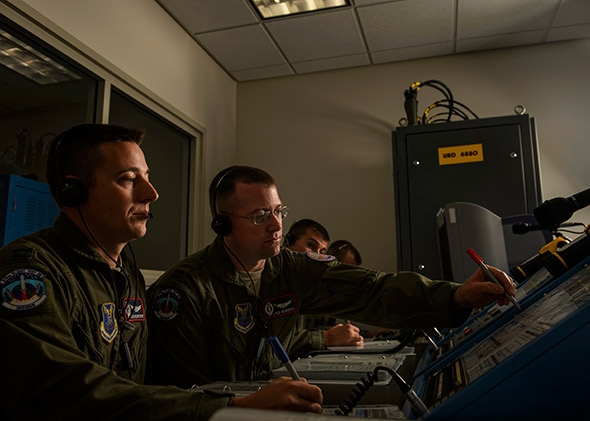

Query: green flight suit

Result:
[0,214,231,421]
[146,236,470,389]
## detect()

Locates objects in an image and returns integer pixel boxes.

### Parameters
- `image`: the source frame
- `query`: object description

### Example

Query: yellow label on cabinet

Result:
[438,143,484,166]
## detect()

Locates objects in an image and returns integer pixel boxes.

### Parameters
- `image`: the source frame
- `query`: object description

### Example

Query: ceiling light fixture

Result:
[0,31,81,85]
[250,0,349,19]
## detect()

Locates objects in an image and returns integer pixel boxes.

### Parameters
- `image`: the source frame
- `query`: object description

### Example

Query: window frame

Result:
[0,2,206,257]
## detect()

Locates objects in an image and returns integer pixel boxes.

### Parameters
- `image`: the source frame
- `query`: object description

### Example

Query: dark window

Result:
[109,89,192,270]
[0,18,97,182]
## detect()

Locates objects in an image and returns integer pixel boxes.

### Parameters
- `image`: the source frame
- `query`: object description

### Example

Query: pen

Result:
[268,336,301,381]
[466,248,521,310]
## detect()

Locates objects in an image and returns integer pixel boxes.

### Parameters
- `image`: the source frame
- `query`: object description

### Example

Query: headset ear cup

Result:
[285,232,294,246]
[211,214,232,236]
[57,178,88,207]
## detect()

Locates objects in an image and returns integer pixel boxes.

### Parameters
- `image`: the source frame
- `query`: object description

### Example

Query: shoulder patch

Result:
[153,288,181,321]
[306,251,336,262]
[1,268,48,311]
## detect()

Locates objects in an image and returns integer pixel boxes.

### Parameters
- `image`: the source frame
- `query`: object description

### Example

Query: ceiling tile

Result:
[456,30,546,53]
[371,42,455,64]
[457,0,559,39]
[353,0,395,5]
[292,53,370,74]
[153,0,590,81]
[547,23,590,42]
[196,25,286,71]
[553,0,590,26]
[265,10,365,62]
[232,64,295,82]
[358,0,455,50]
[157,0,258,33]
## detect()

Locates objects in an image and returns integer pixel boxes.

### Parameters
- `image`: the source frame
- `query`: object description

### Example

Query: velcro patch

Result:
[306,251,336,262]
[123,298,146,322]
[100,302,118,343]
[263,294,297,320]
[234,303,255,334]
[1,268,47,311]
[153,288,181,321]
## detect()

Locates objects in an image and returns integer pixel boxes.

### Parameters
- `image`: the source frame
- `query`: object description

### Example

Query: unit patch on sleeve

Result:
[263,294,297,320]
[1,269,48,311]
[306,251,336,262]
[153,288,181,321]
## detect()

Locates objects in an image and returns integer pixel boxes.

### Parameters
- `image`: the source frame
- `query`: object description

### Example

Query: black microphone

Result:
[513,221,579,235]
[148,212,153,219]
[512,222,543,234]
[534,187,590,228]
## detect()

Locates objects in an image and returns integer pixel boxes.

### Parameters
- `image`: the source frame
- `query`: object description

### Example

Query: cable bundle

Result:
[403,79,478,125]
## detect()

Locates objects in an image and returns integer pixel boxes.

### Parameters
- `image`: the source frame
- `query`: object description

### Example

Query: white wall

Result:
[237,40,590,273]
[12,0,237,249]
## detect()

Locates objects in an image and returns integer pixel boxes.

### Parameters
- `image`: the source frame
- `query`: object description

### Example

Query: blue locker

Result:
[0,174,60,246]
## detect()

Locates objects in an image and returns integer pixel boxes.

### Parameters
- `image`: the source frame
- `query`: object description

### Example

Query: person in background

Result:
[326,240,362,266]
[326,239,391,337]
[285,220,363,354]
[0,125,322,421]
[145,165,516,390]
[284,218,330,255]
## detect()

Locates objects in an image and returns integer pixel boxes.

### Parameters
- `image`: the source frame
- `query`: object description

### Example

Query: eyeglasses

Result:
[223,206,289,225]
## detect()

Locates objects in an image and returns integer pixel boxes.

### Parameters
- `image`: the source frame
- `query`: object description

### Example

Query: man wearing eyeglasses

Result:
[146,165,516,397]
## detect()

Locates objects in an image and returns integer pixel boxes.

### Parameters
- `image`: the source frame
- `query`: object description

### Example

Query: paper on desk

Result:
[323,404,407,419]
[327,339,414,353]
[210,406,408,420]
[272,349,413,383]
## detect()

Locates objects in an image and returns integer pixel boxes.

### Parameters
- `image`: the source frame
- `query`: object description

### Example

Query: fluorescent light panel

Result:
[0,31,81,85]
[251,0,348,19]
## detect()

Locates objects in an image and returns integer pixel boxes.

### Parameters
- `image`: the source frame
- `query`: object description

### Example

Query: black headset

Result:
[284,219,300,247]
[336,242,352,252]
[210,166,239,236]
[54,133,88,208]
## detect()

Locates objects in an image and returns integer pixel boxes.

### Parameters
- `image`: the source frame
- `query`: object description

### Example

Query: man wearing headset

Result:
[284,219,330,255]
[285,219,364,355]
[146,165,517,391]
[0,125,322,420]
[327,240,363,266]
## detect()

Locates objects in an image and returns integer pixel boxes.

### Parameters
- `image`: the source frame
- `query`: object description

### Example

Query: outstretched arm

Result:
[453,266,517,309]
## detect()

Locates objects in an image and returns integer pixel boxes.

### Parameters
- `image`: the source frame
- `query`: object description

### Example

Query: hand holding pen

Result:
[466,248,521,310]
[452,249,519,309]
[268,336,301,381]
[231,338,323,413]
